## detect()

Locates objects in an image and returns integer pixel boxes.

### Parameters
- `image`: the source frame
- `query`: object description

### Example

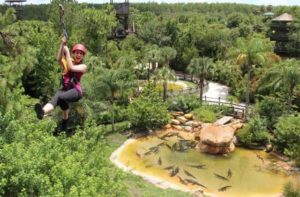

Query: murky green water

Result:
[117,132,300,197]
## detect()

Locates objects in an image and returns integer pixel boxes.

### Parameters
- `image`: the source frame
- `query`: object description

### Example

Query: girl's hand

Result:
[63,46,70,55]
[61,36,67,45]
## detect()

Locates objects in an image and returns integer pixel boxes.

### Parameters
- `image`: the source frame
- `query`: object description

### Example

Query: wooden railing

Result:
[165,72,246,117]
[167,86,199,96]
[202,96,246,113]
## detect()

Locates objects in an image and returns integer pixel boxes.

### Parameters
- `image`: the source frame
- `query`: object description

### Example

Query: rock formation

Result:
[170,111,243,154]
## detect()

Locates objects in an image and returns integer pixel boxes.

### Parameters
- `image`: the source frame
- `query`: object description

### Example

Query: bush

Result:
[202,104,234,118]
[128,83,170,131]
[283,182,300,197]
[192,107,216,123]
[273,114,300,155]
[0,100,127,196]
[236,124,252,146]
[287,144,300,167]
[168,95,200,113]
[236,115,270,146]
[97,105,128,124]
[256,97,286,129]
[0,120,127,196]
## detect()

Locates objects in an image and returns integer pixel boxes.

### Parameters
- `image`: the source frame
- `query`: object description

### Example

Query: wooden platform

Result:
[214,116,233,125]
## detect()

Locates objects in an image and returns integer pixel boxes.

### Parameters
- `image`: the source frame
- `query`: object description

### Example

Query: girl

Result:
[35,36,87,130]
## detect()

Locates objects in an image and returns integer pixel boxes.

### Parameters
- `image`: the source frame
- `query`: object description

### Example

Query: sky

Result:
[2,0,300,6]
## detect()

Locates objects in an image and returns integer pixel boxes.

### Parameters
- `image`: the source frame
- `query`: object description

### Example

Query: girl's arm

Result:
[57,36,67,66]
[63,46,87,73]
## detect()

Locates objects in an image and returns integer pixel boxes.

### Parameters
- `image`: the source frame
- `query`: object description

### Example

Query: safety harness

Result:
[61,58,79,91]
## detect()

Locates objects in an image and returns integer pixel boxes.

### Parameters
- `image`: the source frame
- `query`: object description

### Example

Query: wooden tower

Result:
[110,0,134,39]
[270,13,294,55]
[5,0,26,20]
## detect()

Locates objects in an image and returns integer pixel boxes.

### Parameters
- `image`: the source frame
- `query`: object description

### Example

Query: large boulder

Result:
[195,123,242,154]
[200,125,235,147]
[196,141,235,154]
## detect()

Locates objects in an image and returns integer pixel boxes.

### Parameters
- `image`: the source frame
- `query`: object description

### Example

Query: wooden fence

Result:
[166,72,246,117]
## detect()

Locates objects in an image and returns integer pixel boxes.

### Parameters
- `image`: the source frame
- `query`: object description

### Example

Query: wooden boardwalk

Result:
[214,116,234,125]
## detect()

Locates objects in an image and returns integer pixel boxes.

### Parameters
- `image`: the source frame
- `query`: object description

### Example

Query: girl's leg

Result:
[61,110,69,131]
[57,89,80,131]
[35,90,63,120]
[43,103,54,114]
[63,109,69,120]
[35,89,80,120]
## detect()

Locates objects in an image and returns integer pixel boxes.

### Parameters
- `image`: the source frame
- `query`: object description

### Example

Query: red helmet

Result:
[72,44,87,55]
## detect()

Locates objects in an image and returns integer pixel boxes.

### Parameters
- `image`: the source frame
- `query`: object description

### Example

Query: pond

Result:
[111,131,300,197]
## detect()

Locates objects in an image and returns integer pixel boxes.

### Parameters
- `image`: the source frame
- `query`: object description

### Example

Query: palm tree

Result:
[259,59,300,113]
[96,68,136,132]
[154,65,176,101]
[232,36,279,119]
[161,46,177,66]
[187,57,213,104]
[144,45,162,80]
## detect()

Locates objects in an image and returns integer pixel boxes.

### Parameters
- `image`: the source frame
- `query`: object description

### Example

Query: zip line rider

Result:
[34,36,87,130]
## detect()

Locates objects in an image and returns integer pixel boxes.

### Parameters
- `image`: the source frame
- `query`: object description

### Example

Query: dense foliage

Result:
[128,83,170,131]
[273,115,300,161]
[236,115,270,146]
[1,1,300,195]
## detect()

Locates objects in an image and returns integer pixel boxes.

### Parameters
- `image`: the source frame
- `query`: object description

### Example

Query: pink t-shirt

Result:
[63,71,84,95]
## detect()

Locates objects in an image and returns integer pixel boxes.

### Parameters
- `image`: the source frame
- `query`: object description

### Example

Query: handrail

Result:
[166,72,246,116]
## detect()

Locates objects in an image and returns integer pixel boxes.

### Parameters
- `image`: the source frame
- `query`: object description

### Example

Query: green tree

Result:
[95,68,136,132]
[144,45,162,80]
[181,46,199,79]
[128,83,170,131]
[227,12,244,28]
[258,59,300,113]
[161,46,177,66]
[274,114,300,159]
[0,108,127,196]
[256,96,286,129]
[187,57,213,104]
[79,7,116,54]
[232,36,276,119]
[153,65,176,101]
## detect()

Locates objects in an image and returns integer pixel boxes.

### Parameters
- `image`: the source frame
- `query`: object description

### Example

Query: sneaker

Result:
[34,103,44,120]
[60,119,69,131]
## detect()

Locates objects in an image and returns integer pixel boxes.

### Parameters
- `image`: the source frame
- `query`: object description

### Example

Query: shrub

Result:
[0,98,127,196]
[168,95,201,113]
[283,182,300,197]
[97,105,128,124]
[192,107,216,123]
[287,144,300,167]
[236,124,252,146]
[0,118,127,196]
[236,115,270,146]
[201,104,234,118]
[256,97,286,129]
[273,114,300,155]
[128,83,170,131]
